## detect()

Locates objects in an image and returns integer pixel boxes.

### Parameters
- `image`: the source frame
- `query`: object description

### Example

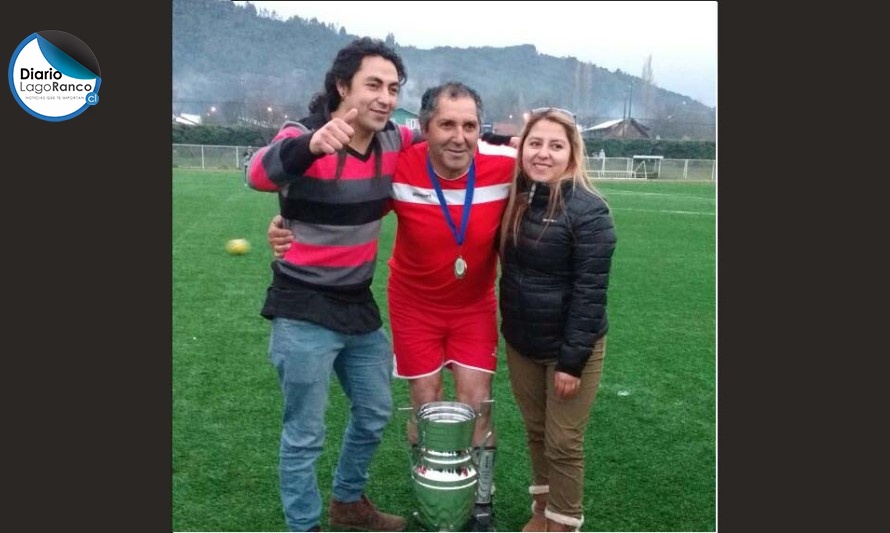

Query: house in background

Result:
[173,112,202,125]
[391,107,419,129]
[491,121,520,136]
[582,118,650,139]
[392,108,522,135]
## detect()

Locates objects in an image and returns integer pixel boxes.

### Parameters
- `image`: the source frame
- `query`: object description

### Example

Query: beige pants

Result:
[506,337,606,519]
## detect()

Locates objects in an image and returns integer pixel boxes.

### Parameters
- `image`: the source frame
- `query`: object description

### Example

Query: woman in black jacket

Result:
[498,108,617,532]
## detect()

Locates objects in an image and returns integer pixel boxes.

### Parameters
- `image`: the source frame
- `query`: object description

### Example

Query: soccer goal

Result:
[586,156,636,179]
[632,155,664,179]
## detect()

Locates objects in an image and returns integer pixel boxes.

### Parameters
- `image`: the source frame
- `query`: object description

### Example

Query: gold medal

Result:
[454,256,467,279]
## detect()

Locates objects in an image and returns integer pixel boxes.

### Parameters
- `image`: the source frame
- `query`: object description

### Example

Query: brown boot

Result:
[521,493,548,532]
[545,518,576,532]
[328,494,406,532]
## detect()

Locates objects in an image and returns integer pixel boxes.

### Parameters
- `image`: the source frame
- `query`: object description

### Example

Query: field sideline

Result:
[173,169,716,532]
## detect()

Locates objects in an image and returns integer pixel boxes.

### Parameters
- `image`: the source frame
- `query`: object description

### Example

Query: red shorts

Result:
[389,290,498,379]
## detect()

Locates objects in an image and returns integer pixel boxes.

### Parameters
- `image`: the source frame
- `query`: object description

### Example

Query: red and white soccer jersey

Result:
[388,141,516,377]
[388,141,516,307]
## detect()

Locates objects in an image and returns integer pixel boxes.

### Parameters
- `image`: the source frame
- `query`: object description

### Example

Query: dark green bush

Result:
[583,138,715,159]
[172,124,277,147]
[173,124,715,160]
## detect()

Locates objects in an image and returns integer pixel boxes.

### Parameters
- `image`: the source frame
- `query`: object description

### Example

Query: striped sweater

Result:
[247,112,419,333]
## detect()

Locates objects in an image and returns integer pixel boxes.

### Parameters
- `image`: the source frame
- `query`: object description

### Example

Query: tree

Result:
[640,54,657,122]
[172,0,715,140]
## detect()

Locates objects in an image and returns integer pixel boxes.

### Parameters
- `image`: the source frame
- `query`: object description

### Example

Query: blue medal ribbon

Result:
[426,155,475,249]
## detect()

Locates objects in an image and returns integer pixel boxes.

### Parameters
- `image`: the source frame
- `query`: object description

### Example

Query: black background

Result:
[2,3,171,531]
[1,2,822,532]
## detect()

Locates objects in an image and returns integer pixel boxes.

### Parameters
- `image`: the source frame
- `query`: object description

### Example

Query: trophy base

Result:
[412,472,477,531]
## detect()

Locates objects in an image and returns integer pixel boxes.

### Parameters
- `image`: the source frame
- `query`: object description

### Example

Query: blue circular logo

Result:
[8,30,101,122]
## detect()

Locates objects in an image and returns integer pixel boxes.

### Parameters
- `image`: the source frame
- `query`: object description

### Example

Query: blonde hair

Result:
[499,109,604,254]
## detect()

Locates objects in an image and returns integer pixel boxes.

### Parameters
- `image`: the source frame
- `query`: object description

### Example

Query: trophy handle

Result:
[473,399,495,450]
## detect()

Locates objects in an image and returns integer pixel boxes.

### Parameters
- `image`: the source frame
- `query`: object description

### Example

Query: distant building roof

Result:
[585,118,624,131]
[581,118,650,139]
[493,122,519,136]
[173,112,202,125]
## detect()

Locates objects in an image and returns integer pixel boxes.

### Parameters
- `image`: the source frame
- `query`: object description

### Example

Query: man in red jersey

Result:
[386,82,514,531]
[268,82,516,531]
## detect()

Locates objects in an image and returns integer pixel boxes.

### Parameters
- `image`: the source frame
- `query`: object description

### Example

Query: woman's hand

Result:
[554,371,581,400]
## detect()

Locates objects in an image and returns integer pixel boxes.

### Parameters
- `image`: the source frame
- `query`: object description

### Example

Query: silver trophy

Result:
[410,401,479,531]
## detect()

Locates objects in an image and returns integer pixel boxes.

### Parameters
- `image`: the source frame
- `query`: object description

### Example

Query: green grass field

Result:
[172,169,716,532]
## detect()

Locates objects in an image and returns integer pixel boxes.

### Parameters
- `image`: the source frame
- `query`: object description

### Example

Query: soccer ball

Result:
[225,238,250,255]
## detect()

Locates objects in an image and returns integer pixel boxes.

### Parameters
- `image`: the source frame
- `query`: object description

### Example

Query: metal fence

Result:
[172,144,715,180]
[172,144,254,171]
[585,156,716,180]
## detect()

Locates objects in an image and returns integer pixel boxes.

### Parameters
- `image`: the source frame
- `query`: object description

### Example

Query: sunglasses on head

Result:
[530,107,577,125]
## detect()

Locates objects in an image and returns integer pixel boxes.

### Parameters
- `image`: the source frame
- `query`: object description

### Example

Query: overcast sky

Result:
[233,1,717,107]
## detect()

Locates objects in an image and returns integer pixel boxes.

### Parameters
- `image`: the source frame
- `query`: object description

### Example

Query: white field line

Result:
[613,207,715,216]
[604,190,714,201]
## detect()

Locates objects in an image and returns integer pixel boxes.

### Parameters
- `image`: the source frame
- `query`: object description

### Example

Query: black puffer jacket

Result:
[499,180,617,377]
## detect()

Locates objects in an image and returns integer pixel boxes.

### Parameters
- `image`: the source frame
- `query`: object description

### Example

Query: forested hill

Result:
[173,0,715,140]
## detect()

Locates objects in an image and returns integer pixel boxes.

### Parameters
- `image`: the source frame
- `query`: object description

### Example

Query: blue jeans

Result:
[269,318,395,531]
